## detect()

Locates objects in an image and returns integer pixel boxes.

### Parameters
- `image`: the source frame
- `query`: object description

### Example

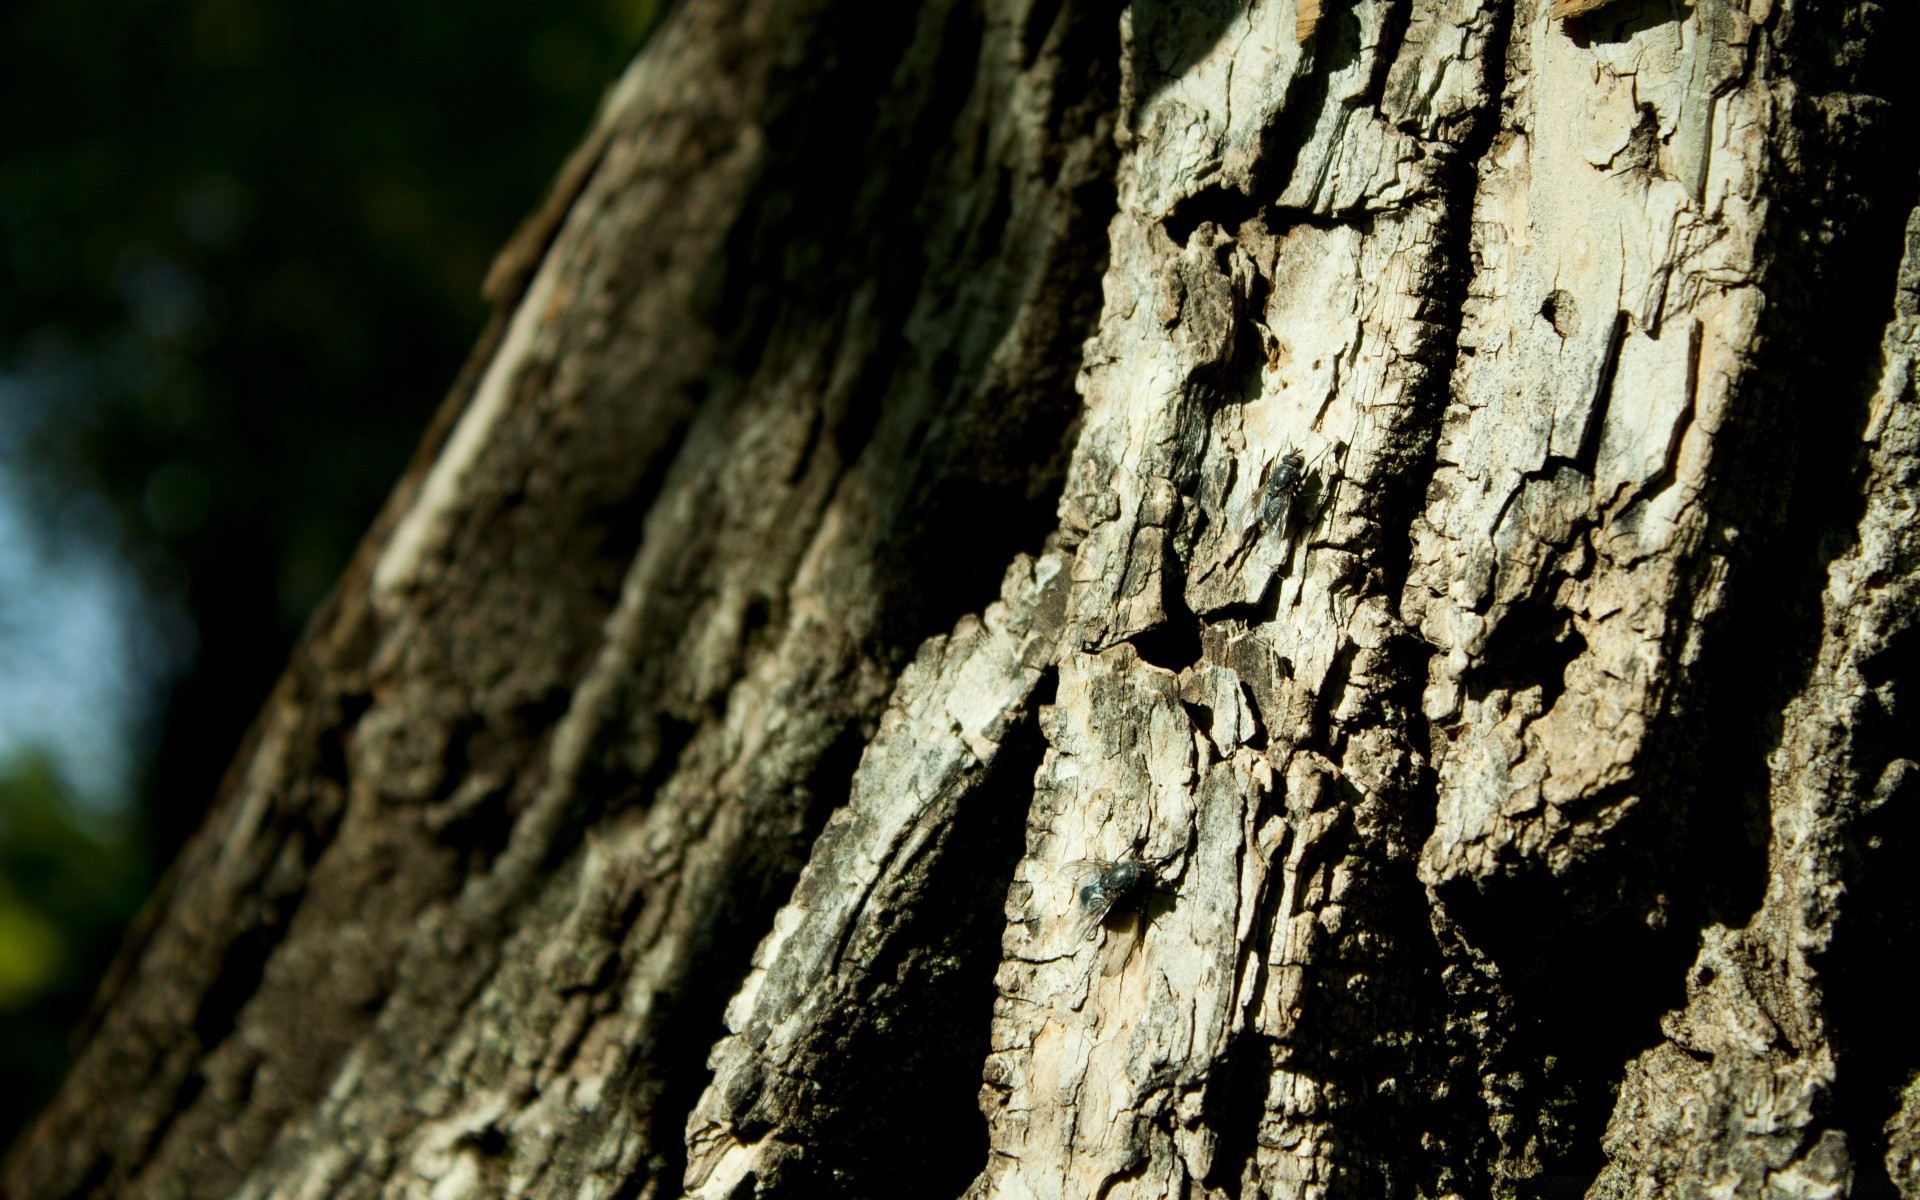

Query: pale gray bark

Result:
[6,1,1916,1199]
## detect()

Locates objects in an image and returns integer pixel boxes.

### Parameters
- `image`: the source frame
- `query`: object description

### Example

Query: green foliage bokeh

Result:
[0,757,150,1137]
[0,0,661,1148]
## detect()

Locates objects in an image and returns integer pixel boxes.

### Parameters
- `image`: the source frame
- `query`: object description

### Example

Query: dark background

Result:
[0,0,661,1148]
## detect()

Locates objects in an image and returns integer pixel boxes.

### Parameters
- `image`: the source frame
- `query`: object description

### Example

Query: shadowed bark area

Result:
[6,1,1918,1199]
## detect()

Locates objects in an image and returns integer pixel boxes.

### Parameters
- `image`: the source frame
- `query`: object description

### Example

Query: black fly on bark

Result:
[1069,855,1177,942]
[1257,449,1307,531]
[1228,444,1339,567]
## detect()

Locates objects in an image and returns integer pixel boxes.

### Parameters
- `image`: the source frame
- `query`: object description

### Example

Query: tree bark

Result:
[6,1,1916,1198]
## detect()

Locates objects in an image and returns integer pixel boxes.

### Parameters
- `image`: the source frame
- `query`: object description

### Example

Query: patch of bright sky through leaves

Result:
[0,385,190,813]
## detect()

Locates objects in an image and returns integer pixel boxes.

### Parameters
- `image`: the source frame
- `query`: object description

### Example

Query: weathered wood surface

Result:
[683,548,1068,1197]
[970,0,1502,1191]
[5,1,1118,1196]
[6,0,1916,1199]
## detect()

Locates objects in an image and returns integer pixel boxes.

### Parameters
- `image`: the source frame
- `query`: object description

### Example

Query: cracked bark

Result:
[5,1,1916,1199]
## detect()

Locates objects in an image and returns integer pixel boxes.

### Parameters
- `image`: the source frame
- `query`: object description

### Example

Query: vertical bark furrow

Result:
[1406,0,1775,896]
[682,550,1068,1200]
[1593,184,1920,1199]
[972,0,1507,1196]
[1400,0,1917,1190]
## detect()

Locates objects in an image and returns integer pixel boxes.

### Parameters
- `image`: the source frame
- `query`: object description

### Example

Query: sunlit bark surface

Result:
[7,1,1917,1198]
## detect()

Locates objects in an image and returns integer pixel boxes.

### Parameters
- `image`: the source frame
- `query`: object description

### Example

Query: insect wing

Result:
[1075,895,1118,942]
[1258,488,1294,534]
[1067,859,1117,941]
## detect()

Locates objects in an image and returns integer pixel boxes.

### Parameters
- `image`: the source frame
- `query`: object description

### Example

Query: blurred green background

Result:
[1,0,661,1149]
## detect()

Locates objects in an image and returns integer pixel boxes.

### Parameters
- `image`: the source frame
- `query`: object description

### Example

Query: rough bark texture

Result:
[6,1,1916,1199]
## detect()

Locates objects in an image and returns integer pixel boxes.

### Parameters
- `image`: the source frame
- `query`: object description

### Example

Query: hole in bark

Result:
[68,1151,114,1200]
[625,922,763,1200]
[1240,691,1270,751]
[563,712,700,870]
[1462,599,1586,709]
[1570,311,1629,476]
[1212,306,1274,408]
[1291,0,1368,69]
[1854,1161,1905,1199]
[1481,918,1680,1186]
[429,782,515,864]
[831,344,893,477]
[467,1125,509,1158]
[1283,854,1492,1197]
[316,690,373,789]
[1131,612,1204,675]
[1365,0,1415,112]
[1538,290,1575,338]
[874,471,1066,663]
[798,725,872,863]
[586,415,694,609]
[1164,184,1264,249]
[191,906,298,1051]
[1180,694,1218,736]
[1442,862,1694,1187]
[1128,528,1205,675]
[1860,623,1920,700]
[622,709,876,1200]
[973,166,1016,262]
[1312,638,1359,732]
[741,596,776,651]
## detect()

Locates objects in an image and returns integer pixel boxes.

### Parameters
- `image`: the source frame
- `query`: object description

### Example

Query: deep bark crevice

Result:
[764,704,1049,1200]
[1830,551,1920,1186]
[634,862,787,1196]
[1200,1031,1277,1194]
[1662,0,1920,943]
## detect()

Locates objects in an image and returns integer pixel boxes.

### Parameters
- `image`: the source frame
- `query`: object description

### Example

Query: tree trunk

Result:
[7,0,1917,1197]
